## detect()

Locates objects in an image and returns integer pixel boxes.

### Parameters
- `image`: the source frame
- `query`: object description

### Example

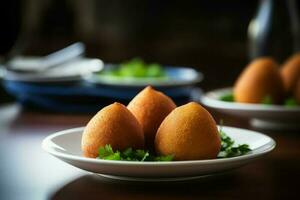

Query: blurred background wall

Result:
[0,0,273,103]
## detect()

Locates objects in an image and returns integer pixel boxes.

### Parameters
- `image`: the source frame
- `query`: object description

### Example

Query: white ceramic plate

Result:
[3,57,103,83]
[201,88,300,130]
[42,126,275,181]
[84,66,203,87]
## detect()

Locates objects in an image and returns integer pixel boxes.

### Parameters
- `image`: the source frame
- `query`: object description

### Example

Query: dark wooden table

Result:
[0,104,299,200]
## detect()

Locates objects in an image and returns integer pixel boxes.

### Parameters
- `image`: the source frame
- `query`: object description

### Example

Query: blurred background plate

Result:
[84,65,203,88]
[3,79,202,113]
[2,54,203,113]
[201,88,300,130]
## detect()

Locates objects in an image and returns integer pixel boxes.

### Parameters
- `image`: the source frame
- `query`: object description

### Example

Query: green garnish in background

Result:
[219,93,235,102]
[99,58,166,78]
[284,97,298,107]
[220,92,299,107]
[261,95,273,105]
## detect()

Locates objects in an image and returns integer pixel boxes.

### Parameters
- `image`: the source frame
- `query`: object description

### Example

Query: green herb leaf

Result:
[219,93,235,102]
[218,126,251,158]
[98,144,114,157]
[147,63,165,77]
[122,147,133,157]
[98,58,166,78]
[153,155,174,161]
[105,152,121,160]
[140,151,150,161]
[97,145,173,162]
[98,144,122,160]
[261,95,273,105]
[284,97,298,107]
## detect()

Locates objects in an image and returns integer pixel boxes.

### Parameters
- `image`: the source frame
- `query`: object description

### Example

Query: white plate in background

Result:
[201,88,300,130]
[4,57,103,83]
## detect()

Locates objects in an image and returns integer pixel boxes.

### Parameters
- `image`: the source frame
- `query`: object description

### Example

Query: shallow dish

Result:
[42,126,275,181]
[83,65,203,88]
[201,88,300,129]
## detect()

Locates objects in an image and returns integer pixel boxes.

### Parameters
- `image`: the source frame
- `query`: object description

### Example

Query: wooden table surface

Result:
[0,104,299,200]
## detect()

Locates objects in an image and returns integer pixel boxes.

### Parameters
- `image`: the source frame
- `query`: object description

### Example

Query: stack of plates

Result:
[2,57,203,113]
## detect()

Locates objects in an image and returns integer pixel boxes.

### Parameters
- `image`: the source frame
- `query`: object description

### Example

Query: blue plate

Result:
[3,80,200,113]
[3,65,203,113]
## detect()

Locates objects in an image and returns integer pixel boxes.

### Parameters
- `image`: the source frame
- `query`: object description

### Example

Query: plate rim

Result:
[42,126,276,166]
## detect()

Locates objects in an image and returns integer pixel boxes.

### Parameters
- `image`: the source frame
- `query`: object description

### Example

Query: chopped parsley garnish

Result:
[98,130,251,161]
[97,120,251,161]
[218,127,251,158]
[97,145,173,162]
